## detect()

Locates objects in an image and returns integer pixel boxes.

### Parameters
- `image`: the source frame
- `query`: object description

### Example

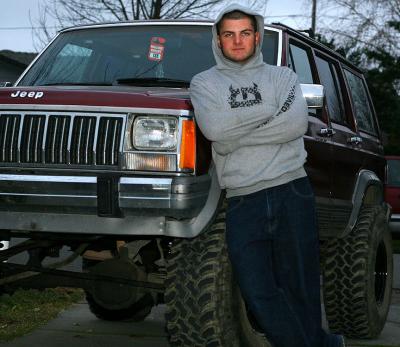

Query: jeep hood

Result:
[0,85,192,110]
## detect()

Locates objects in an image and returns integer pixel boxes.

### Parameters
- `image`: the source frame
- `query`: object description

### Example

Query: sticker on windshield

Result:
[148,37,166,61]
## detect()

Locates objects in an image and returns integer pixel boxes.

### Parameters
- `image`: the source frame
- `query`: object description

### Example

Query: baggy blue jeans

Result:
[226,177,341,347]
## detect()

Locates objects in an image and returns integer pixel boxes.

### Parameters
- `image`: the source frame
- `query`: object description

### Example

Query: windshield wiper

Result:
[41,82,113,86]
[115,77,190,88]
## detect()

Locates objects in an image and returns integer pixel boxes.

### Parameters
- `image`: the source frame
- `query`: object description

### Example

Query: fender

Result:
[340,169,387,238]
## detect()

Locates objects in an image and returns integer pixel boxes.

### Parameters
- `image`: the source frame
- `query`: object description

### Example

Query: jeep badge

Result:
[10,90,44,99]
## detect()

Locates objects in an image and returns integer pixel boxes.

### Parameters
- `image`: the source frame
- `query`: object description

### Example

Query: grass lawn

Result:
[0,287,84,342]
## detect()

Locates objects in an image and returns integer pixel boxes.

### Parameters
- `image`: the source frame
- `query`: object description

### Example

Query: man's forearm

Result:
[212,86,308,155]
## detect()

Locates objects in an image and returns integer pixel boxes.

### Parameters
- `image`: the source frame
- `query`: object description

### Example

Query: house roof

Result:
[0,50,37,67]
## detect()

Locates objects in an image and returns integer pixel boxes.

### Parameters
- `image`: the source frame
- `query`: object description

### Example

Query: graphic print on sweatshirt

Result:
[258,84,297,129]
[228,83,262,108]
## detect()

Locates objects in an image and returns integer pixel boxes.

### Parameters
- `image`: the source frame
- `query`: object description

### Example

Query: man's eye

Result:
[224,33,232,38]
[242,31,252,37]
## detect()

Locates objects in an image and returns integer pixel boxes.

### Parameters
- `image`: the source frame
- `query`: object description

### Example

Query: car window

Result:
[343,69,377,135]
[315,55,345,124]
[38,43,93,85]
[288,43,314,84]
[387,159,400,187]
[19,26,280,86]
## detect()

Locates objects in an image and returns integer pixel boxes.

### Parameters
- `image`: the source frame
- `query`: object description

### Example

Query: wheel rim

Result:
[374,240,388,306]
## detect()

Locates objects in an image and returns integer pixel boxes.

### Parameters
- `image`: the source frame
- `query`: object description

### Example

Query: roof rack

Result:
[271,22,315,39]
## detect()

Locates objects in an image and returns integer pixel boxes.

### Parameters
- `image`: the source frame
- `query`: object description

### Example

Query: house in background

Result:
[0,50,37,85]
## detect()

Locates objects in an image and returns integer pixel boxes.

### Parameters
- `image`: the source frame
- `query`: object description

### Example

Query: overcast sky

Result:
[0,0,311,53]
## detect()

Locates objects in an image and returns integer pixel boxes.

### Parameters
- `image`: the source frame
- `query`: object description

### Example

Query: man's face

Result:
[217,17,260,64]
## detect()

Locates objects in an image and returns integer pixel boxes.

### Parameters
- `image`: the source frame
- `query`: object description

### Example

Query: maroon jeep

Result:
[0,21,392,346]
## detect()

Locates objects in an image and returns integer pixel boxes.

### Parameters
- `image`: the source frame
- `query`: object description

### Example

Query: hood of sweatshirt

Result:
[212,4,265,71]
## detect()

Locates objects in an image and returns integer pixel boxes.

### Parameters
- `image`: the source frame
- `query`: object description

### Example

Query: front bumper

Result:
[0,171,221,237]
[389,214,400,236]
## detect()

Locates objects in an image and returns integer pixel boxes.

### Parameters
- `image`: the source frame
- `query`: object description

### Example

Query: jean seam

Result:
[227,197,244,214]
[290,179,314,199]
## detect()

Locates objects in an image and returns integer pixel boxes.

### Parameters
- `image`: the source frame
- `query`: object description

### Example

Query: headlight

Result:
[132,117,177,151]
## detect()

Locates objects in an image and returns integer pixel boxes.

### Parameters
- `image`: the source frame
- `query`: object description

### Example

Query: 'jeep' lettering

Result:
[10,90,44,99]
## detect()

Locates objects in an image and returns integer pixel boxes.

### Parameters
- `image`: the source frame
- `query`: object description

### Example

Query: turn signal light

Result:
[179,119,196,171]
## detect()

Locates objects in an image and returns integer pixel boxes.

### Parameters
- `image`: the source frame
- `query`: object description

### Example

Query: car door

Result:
[313,52,360,235]
[341,67,385,185]
[287,39,332,200]
[287,39,335,236]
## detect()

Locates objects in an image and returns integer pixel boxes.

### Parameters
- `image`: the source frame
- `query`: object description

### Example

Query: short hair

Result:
[217,10,258,34]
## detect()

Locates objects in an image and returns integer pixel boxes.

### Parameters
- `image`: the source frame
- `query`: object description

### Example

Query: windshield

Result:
[387,159,400,187]
[18,24,279,86]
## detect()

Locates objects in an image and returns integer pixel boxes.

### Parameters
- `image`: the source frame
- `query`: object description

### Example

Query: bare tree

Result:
[32,0,267,51]
[309,0,400,53]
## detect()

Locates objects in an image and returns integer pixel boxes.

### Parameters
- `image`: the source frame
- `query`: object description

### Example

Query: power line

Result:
[0,26,59,30]
[265,14,308,18]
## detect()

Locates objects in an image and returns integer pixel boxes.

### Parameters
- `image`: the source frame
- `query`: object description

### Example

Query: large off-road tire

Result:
[165,206,272,347]
[82,258,154,322]
[322,205,393,338]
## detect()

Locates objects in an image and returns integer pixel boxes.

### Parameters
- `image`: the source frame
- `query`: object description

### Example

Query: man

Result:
[190,4,345,347]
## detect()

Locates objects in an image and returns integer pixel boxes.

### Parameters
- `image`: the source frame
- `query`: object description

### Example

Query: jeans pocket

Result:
[227,196,245,214]
[290,177,314,199]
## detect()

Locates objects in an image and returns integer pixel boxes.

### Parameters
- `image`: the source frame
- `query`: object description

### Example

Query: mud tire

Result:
[165,205,272,347]
[322,205,393,338]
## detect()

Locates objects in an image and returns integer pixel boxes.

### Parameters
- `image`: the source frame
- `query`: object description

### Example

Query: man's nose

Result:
[233,34,243,45]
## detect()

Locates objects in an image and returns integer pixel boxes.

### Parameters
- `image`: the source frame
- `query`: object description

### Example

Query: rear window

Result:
[18,25,279,86]
[387,159,400,187]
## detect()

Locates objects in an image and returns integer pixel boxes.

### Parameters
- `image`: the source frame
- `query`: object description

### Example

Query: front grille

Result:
[20,115,46,163]
[0,112,124,167]
[97,117,123,165]
[45,116,71,164]
[0,115,20,162]
[71,116,96,165]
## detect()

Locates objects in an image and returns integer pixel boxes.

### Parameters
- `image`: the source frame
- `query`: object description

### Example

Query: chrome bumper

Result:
[390,214,400,234]
[0,172,221,237]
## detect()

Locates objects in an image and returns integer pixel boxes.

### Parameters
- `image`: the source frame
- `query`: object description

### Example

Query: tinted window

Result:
[40,43,93,84]
[315,56,345,123]
[262,30,279,66]
[344,69,377,134]
[19,26,279,86]
[387,159,400,187]
[288,43,313,83]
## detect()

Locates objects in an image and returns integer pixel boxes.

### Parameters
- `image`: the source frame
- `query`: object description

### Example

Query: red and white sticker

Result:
[148,37,166,61]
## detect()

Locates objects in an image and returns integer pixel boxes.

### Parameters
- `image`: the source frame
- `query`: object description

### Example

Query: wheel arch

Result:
[342,169,388,238]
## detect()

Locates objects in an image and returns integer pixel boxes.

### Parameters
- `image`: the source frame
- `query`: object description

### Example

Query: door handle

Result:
[319,128,335,137]
[347,136,363,145]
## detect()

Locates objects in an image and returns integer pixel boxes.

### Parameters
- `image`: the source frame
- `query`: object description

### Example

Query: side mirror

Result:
[300,84,324,109]
[0,82,12,87]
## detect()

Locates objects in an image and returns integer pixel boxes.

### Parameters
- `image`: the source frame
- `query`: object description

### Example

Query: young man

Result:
[190,4,345,347]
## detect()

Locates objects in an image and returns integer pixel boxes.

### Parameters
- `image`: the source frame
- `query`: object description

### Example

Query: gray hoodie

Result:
[190,4,309,198]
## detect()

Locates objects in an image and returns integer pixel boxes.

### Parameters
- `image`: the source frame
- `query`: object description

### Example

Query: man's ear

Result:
[217,35,221,48]
[255,31,260,46]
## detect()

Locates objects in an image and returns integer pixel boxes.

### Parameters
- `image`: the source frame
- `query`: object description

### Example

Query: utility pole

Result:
[311,0,317,35]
